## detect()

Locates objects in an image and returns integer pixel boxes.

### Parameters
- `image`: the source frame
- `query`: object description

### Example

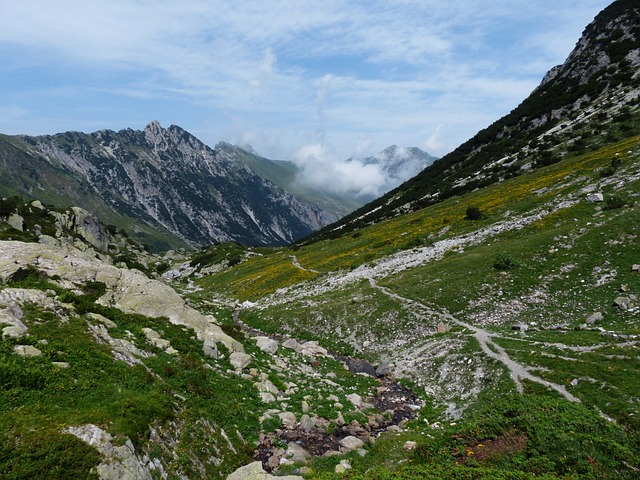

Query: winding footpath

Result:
[367,277,580,403]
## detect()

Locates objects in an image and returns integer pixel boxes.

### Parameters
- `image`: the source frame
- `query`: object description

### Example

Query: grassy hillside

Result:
[177,134,640,478]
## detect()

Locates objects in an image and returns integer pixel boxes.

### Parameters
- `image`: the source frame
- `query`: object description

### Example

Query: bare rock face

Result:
[66,424,152,480]
[0,241,243,354]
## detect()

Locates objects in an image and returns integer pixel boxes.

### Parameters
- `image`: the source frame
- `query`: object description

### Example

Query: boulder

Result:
[613,296,635,311]
[255,336,279,355]
[282,338,302,352]
[632,264,640,272]
[344,358,377,377]
[339,435,364,451]
[300,341,328,357]
[586,193,604,202]
[299,414,315,432]
[230,352,252,370]
[203,343,218,359]
[436,322,449,334]
[7,214,25,231]
[278,412,297,428]
[586,312,603,325]
[376,360,394,377]
[335,459,352,473]
[2,325,28,339]
[14,345,42,357]
[226,461,302,480]
[285,442,311,463]
[346,393,363,409]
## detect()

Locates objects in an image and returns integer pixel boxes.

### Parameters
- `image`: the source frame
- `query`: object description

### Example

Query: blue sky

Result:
[0,0,611,191]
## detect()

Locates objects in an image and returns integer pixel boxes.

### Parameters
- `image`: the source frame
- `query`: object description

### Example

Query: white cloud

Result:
[0,0,613,163]
[293,143,386,197]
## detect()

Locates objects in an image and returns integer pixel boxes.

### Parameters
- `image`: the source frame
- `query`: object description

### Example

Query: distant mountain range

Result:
[0,121,434,250]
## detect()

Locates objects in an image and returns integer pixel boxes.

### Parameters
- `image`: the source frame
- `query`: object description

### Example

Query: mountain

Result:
[0,121,338,250]
[354,145,437,197]
[215,141,365,218]
[310,0,640,241]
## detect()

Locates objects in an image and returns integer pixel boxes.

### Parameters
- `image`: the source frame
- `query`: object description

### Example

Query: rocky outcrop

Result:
[0,241,242,354]
[66,424,152,480]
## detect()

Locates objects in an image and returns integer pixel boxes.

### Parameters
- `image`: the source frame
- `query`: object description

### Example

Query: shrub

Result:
[465,206,485,221]
[493,253,520,271]
[604,194,627,210]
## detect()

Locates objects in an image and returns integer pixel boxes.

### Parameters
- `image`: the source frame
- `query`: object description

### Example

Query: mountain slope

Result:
[310,0,640,241]
[0,122,338,250]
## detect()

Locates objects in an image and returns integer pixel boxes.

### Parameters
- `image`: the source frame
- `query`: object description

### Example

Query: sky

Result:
[0,1,612,195]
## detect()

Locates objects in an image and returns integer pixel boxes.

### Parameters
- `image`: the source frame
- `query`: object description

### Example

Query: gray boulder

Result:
[7,214,25,231]
[255,336,279,354]
[226,461,302,480]
[230,352,252,370]
[586,312,603,325]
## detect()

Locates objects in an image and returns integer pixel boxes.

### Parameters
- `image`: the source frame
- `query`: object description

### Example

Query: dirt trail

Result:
[367,277,580,403]
[290,255,319,273]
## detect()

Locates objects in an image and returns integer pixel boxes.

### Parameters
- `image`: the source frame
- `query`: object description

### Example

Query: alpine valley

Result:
[1,1,640,480]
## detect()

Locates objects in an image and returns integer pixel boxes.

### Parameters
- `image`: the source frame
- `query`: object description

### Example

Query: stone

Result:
[278,412,297,428]
[255,336,279,354]
[226,461,303,480]
[203,343,218,359]
[31,200,45,210]
[339,435,364,451]
[511,323,528,332]
[346,393,363,409]
[87,312,117,329]
[344,358,377,377]
[2,325,28,338]
[282,338,302,352]
[613,296,634,311]
[335,459,352,473]
[404,441,418,451]
[14,345,42,357]
[230,352,252,370]
[260,392,277,403]
[299,414,315,432]
[632,264,640,272]
[52,362,71,368]
[376,360,394,377]
[285,442,311,463]
[301,400,310,413]
[0,241,244,354]
[436,322,449,334]
[257,379,280,395]
[300,341,328,357]
[585,312,603,325]
[7,214,25,231]
[586,193,604,202]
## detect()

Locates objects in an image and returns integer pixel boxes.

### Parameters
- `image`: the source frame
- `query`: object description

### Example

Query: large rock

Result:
[7,213,25,231]
[0,241,243,354]
[14,345,42,357]
[339,435,364,451]
[230,352,252,370]
[66,424,152,480]
[255,336,279,354]
[226,461,303,480]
